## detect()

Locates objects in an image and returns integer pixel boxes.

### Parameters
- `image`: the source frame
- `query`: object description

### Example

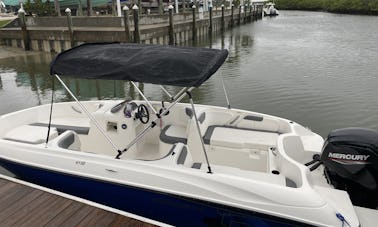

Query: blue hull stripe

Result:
[0,158,311,227]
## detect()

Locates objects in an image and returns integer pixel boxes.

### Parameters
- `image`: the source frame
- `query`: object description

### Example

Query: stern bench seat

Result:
[30,123,89,135]
[203,125,279,150]
[3,125,58,144]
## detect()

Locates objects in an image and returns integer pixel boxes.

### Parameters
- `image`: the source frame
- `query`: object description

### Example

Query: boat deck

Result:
[0,174,160,226]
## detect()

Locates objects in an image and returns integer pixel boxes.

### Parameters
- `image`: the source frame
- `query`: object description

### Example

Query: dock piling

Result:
[77,0,83,16]
[192,5,197,42]
[55,0,61,16]
[65,8,74,48]
[18,8,30,51]
[86,0,92,16]
[133,5,140,43]
[209,4,213,34]
[221,4,225,32]
[238,4,241,25]
[123,6,130,42]
[138,0,142,14]
[231,4,234,27]
[249,5,251,22]
[168,5,174,45]
[182,0,186,12]
[244,4,247,23]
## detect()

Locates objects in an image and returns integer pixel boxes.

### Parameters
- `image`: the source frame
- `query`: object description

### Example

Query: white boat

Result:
[264,2,279,16]
[0,43,377,226]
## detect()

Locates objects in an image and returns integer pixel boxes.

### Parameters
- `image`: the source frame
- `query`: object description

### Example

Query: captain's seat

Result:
[159,107,205,145]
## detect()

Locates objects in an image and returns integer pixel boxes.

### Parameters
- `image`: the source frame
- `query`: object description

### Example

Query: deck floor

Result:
[0,178,156,226]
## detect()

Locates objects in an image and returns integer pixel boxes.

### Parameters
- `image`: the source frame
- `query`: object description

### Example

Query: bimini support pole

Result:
[221,77,231,109]
[54,75,119,153]
[173,87,189,100]
[130,81,158,115]
[159,85,174,101]
[116,86,194,159]
[45,76,55,148]
[186,91,213,174]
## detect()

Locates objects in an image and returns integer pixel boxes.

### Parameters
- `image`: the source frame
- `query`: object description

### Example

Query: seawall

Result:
[0,7,263,52]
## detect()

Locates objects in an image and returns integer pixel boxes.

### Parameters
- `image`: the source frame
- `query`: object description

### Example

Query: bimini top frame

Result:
[50,43,228,87]
[49,43,227,173]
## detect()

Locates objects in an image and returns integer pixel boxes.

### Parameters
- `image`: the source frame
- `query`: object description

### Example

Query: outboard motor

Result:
[321,127,378,209]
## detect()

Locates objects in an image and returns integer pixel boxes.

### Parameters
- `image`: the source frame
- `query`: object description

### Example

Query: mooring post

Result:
[208,2,213,34]
[138,0,142,14]
[192,5,197,42]
[248,4,252,22]
[112,0,116,16]
[253,4,256,21]
[133,4,140,43]
[158,0,163,15]
[182,0,186,12]
[86,0,92,16]
[55,0,61,16]
[18,7,30,51]
[244,4,247,23]
[123,6,130,42]
[168,5,174,45]
[77,0,83,16]
[238,4,241,25]
[65,8,74,48]
[221,4,225,32]
[230,4,234,27]
[259,5,263,19]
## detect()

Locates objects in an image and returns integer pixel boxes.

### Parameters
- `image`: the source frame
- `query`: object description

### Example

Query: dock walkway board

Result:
[0,175,160,226]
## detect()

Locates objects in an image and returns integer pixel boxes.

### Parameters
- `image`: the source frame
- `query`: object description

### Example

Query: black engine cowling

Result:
[321,127,378,209]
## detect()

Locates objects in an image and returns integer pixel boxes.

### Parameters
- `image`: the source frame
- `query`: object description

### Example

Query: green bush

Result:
[276,0,378,14]
[24,0,56,16]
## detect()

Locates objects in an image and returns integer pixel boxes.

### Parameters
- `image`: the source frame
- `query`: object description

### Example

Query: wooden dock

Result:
[0,174,162,226]
[0,6,263,52]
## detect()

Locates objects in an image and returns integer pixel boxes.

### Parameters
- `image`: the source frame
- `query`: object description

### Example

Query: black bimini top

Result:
[50,43,229,87]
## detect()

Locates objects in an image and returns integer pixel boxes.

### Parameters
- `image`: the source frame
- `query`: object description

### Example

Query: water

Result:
[1,11,378,137]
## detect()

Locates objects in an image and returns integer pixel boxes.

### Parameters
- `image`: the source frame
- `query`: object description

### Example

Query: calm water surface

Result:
[1,11,378,137]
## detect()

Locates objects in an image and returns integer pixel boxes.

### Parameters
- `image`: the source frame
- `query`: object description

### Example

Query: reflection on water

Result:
[1,11,378,137]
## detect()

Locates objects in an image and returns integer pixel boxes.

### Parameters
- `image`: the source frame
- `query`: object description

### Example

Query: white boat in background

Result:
[264,2,279,16]
[0,43,377,226]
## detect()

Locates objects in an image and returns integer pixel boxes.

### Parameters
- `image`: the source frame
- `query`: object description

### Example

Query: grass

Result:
[0,20,11,28]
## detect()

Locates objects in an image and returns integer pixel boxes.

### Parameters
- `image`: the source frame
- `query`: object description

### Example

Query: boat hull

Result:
[0,157,308,227]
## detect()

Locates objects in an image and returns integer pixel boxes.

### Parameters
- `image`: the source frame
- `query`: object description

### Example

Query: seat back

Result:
[56,130,81,151]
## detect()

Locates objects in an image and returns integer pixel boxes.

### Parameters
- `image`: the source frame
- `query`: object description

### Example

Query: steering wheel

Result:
[137,104,149,124]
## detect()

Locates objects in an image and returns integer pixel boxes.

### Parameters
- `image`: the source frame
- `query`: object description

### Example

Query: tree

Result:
[24,0,56,16]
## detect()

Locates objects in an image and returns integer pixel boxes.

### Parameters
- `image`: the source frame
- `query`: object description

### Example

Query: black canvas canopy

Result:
[50,43,229,87]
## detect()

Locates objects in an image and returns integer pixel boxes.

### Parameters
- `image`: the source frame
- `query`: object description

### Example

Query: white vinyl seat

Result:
[160,109,206,145]
[54,130,81,151]
[204,126,278,150]
[3,125,58,144]
[160,125,188,144]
